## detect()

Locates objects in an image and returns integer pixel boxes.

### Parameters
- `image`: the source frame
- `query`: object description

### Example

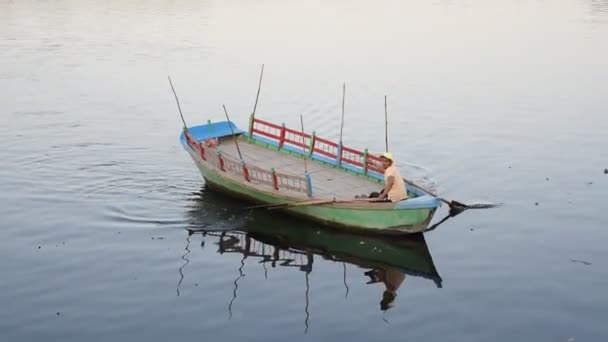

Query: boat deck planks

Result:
[217,137,382,199]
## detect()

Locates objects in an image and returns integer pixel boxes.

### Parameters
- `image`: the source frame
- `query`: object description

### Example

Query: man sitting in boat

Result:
[377,152,408,202]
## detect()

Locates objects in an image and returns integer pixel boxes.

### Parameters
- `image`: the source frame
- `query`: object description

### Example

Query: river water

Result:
[1,1,607,341]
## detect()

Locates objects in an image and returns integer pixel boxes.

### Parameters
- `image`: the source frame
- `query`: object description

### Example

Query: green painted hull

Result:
[186,149,436,233]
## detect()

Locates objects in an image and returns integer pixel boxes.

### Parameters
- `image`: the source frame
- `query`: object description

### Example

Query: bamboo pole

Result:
[300,114,308,173]
[222,104,244,161]
[384,95,389,152]
[252,64,264,117]
[168,76,188,129]
[339,83,346,145]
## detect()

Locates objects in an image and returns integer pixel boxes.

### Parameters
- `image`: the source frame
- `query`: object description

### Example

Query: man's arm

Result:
[380,175,394,199]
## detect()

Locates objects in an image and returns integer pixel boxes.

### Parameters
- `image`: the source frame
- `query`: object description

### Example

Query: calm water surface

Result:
[1,1,607,341]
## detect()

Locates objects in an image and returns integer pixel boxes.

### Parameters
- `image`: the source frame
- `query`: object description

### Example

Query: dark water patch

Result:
[76,162,121,171]
[70,142,115,148]
[571,259,592,266]
[13,110,64,117]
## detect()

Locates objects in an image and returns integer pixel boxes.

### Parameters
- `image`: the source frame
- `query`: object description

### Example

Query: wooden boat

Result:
[179,115,442,233]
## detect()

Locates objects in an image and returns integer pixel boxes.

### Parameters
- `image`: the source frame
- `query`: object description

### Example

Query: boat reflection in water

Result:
[182,187,443,324]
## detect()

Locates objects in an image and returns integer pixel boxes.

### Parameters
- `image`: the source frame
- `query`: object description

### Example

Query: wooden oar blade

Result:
[450,200,469,209]
[451,201,500,209]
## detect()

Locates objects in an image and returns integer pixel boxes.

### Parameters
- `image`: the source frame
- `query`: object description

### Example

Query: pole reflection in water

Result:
[343,262,349,299]
[183,186,445,329]
[176,231,192,297]
[228,251,246,320]
[304,254,311,334]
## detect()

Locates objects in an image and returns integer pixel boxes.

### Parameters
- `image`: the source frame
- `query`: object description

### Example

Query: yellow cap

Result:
[380,152,393,161]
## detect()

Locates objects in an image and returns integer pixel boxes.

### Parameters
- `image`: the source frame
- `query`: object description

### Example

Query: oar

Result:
[269,198,386,210]
[268,198,336,210]
[403,178,497,214]
[244,199,330,210]
[243,198,337,210]
[245,197,381,210]
[423,210,457,233]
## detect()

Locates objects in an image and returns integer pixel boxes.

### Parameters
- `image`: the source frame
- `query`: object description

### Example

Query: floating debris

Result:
[571,259,592,266]
[545,177,549,181]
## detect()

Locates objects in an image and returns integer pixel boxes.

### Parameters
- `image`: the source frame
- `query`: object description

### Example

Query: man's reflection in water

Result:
[365,267,406,311]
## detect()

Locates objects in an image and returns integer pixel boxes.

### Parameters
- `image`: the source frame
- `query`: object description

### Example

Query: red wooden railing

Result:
[340,145,364,168]
[251,118,282,141]
[222,154,241,174]
[249,117,386,176]
[184,131,206,160]
[187,129,311,195]
[246,164,275,188]
[186,117,388,198]
[275,172,309,193]
[312,136,338,159]
[283,127,311,151]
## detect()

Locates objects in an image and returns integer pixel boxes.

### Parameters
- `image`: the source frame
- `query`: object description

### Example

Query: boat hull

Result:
[187,149,436,233]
